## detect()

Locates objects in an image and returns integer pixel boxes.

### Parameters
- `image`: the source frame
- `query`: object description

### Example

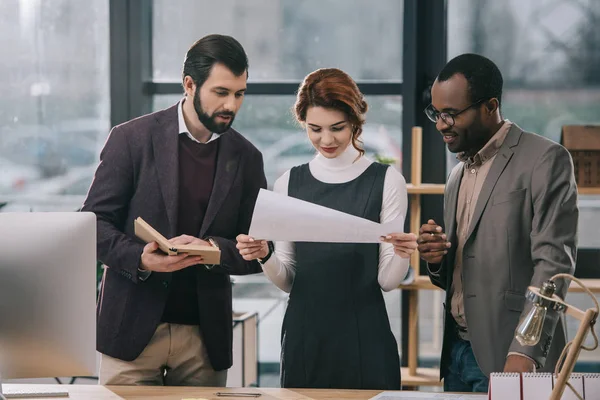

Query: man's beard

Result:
[193,87,235,134]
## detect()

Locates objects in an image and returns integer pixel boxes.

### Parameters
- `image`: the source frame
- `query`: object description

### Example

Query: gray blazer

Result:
[428,124,578,377]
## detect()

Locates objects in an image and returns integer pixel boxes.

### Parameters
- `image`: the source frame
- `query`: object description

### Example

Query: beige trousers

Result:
[99,323,227,386]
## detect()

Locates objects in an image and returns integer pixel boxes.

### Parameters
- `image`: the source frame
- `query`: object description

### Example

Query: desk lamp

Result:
[515,273,599,400]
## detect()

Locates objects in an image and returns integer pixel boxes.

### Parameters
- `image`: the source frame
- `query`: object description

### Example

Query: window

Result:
[448,0,600,143]
[0,0,109,212]
[154,95,403,188]
[152,0,403,81]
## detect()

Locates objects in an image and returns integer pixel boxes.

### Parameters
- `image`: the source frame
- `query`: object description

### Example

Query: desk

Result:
[112,386,384,399]
[0,384,391,399]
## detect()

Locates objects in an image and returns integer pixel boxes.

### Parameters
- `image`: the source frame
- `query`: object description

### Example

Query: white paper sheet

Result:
[369,392,487,400]
[248,189,404,243]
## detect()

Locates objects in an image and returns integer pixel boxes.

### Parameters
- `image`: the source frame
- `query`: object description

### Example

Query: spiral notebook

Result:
[557,373,584,400]
[490,371,600,399]
[489,372,521,400]
[583,373,600,400]
[521,372,552,400]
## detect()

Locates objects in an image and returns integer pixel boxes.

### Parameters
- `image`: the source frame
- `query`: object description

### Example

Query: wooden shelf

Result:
[406,184,446,195]
[400,367,442,387]
[399,275,438,290]
[401,367,443,387]
[578,187,600,195]
[569,279,600,293]
[407,184,598,196]
[400,276,600,294]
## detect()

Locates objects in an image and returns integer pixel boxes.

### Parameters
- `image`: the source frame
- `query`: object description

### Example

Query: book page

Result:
[134,217,221,264]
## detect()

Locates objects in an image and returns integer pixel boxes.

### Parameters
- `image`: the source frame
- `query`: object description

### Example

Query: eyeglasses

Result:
[424,98,487,127]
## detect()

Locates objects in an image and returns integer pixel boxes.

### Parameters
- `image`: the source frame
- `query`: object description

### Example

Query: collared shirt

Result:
[177,98,221,144]
[137,98,222,282]
[450,120,512,329]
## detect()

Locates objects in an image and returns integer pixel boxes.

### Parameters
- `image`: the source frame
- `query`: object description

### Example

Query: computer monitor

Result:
[0,212,97,398]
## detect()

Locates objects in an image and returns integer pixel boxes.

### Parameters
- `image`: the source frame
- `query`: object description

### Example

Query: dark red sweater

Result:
[161,134,219,325]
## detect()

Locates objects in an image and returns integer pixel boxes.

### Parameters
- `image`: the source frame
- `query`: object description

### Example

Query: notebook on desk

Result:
[489,372,521,400]
[368,391,487,399]
[583,373,600,400]
[557,373,584,400]
[522,372,552,400]
[134,217,221,264]
[489,371,600,399]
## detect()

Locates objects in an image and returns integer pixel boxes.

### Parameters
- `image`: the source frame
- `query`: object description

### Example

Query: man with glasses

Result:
[417,53,578,392]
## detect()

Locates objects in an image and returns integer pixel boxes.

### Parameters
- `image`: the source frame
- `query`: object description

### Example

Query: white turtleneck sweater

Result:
[261,145,412,293]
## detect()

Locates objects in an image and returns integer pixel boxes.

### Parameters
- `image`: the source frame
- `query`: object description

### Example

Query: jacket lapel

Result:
[465,125,523,241]
[445,164,463,248]
[153,105,180,237]
[442,164,463,289]
[199,131,240,237]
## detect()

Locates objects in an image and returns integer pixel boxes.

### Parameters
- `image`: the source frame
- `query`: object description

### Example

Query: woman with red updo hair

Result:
[237,68,417,389]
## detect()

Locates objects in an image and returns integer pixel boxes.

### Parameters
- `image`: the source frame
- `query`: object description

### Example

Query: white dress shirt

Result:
[177,98,221,143]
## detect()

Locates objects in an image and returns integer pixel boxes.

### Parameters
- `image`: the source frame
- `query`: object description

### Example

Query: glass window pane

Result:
[447,0,600,174]
[0,0,109,212]
[153,95,403,188]
[152,0,403,81]
[448,0,600,142]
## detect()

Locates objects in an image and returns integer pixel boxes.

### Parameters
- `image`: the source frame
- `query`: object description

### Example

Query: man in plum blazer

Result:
[82,34,268,386]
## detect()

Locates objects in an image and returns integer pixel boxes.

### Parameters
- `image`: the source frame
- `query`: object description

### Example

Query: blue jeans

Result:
[444,337,489,393]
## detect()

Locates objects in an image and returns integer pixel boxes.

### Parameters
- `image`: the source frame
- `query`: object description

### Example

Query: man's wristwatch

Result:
[204,237,220,270]
[137,266,152,281]
[207,237,219,249]
[259,241,275,264]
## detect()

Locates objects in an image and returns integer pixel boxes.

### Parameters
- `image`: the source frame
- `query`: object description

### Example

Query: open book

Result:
[134,217,221,264]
